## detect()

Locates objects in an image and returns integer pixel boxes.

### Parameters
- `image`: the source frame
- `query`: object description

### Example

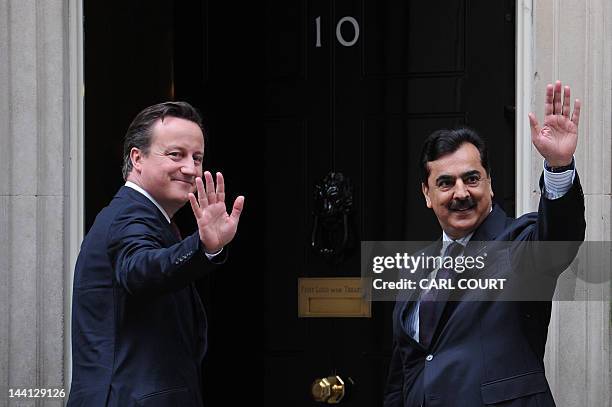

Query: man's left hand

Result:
[529,80,581,167]
[188,171,244,254]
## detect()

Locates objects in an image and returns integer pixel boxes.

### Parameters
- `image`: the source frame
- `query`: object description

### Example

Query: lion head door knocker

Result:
[311,172,356,264]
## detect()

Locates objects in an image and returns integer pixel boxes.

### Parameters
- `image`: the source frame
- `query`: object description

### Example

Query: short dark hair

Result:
[122,101,204,180]
[419,127,490,184]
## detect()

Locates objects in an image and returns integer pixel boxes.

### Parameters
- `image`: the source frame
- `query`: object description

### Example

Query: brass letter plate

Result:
[298,277,371,318]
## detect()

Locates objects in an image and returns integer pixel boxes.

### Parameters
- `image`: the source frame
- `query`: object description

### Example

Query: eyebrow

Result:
[462,170,481,178]
[165,145,204,155]
[435,170,482,183]
[435,175,454,184]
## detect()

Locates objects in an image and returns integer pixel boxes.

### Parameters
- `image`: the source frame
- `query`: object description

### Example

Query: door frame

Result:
[515,0,534,215]
[65,0,85,396]
[66,0,534,397]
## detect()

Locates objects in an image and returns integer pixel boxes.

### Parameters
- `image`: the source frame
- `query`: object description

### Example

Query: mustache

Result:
[448,198,476,211]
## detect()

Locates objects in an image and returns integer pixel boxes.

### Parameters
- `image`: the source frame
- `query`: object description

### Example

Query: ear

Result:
[421,182,432,208]
[487,175,494,199]
[130,147,144,173]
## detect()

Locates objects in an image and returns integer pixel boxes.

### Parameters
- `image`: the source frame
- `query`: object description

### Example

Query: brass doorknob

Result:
[311,375,352,404]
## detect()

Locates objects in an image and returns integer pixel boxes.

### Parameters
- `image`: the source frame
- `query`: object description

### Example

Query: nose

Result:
[180,160,198,176]
[452,179,470,200]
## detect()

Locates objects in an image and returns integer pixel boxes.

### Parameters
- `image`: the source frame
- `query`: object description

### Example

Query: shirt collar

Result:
[124,181,171,223]
[442,231,473,249]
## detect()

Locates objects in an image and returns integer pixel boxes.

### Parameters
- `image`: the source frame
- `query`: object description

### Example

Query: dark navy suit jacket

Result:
[68,186,224,406]
[384,174,585,407]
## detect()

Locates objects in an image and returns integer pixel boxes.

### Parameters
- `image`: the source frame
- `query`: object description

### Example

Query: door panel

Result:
[264,0,515,405]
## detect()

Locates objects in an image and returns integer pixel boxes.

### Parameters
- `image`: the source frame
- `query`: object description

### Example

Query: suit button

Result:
[426,354,433,361]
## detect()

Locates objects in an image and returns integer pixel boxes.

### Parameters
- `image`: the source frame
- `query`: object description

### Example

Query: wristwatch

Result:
[545,158,575,173]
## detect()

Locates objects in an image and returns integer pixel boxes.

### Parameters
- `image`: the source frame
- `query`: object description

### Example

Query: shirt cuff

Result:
[542,159,576,200]
[204,247,223,259]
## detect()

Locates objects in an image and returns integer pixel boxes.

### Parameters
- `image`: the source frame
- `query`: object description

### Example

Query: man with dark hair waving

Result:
[68,102,244,406]
[384,81,585,406]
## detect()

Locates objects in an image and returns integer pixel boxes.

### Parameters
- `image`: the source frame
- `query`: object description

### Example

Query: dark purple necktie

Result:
[418,241,463,348]
[170,221,182,240]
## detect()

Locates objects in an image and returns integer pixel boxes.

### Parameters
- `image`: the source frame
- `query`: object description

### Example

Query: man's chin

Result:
[447,215,477,234]
[169,191,191,204]
[447,210,492,236]
[170,182,195,196]
[178,192,192,203]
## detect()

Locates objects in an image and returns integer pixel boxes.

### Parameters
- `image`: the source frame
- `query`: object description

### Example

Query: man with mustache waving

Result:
[67,102,244,406]
[384,81,585,407]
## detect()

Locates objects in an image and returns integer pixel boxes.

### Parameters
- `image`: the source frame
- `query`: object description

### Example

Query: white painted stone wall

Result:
[0,0,82,406]
[520,0,612,405]
[0,0,609,406]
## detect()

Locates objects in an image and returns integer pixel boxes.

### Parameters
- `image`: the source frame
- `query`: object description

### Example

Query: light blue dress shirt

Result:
[406,162,575,342]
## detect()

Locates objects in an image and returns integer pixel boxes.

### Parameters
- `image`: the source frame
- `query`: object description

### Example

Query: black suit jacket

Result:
[384,174,585,407]
[68,186,224,407]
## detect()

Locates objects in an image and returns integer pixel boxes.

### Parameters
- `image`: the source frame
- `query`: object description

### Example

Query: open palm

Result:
[529,81,581,167]
[189,171,244,253]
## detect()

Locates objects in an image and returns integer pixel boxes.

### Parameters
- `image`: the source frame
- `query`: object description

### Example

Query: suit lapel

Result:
[397,241,441,349]
[422,243,462,348]
[427,204,509,348]
[471,204,508,242]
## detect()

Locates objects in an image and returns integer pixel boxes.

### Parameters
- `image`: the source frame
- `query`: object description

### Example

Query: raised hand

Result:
[528,80,581,167]
[188,171,244,253]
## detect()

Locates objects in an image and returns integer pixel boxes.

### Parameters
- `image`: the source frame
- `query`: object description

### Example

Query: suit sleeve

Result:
[536,171,586,242]
[510,172,586,280]
[107,204,224,295]
[383,339,404,407]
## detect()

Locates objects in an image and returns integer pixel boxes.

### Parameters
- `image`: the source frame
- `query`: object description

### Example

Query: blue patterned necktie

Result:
[418,241,464,348]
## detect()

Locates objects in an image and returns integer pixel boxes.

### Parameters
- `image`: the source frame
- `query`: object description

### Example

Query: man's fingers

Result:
[196,177,208,208]
[216,172,225,203]
[544,84,554,116]
[571,99,581,128]
[230,196,245,221]
[204,171,217,204]
[553,81,562,115]
[562,86,571,118]
[188,192,201,219]
[528,112,540,139]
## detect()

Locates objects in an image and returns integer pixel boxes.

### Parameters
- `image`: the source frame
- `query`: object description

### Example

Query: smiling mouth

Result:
[173,179,194,186]
[448,204,477,214]
[452,207,474,212]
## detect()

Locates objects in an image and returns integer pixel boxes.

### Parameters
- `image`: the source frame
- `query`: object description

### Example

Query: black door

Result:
[84,0,515,405]
[263,0,515,406]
